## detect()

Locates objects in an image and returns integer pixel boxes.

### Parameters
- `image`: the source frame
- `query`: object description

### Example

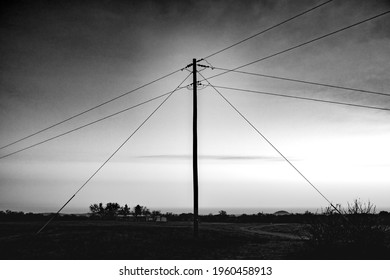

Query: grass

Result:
[0,221,270,259]
[0,220,388,260]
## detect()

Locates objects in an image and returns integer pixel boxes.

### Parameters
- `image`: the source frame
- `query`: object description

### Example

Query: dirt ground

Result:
[0,220,309,260]
[0,220,388,259]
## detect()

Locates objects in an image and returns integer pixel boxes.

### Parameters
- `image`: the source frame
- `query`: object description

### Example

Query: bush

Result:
[305,199,389,259]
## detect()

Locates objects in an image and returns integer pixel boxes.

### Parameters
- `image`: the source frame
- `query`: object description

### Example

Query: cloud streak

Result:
[136,154,291,162]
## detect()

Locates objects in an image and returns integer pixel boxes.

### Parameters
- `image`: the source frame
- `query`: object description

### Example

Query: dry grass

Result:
[0,220,388,260]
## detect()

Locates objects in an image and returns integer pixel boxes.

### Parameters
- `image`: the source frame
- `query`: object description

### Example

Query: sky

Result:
[0,0,389,214]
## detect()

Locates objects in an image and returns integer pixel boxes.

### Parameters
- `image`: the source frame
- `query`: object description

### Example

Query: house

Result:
[155,216,167,222]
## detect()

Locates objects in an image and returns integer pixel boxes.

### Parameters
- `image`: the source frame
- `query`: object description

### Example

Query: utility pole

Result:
[192,58,199,238]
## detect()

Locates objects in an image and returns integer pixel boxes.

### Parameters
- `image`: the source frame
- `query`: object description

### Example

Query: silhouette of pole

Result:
[192,58,199,238]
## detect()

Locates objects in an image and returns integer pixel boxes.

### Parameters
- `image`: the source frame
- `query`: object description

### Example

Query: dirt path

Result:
[239,224,307,240]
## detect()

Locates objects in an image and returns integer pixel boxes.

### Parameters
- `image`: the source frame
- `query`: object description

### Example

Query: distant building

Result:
[116,214,167,222]
[155,216,167,222]
[117,215,136,221]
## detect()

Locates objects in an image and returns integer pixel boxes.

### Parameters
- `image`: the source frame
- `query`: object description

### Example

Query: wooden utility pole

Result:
[192,58,199,238]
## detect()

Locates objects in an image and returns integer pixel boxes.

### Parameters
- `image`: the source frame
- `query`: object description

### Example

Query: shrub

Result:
[305,199,389,259]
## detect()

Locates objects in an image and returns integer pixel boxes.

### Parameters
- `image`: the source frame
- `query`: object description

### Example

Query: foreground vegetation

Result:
[0,221,274,259]
[301,200,390,259]
[1,200,389,259]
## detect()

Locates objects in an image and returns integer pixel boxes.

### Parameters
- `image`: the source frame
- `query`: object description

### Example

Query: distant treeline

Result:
[0,210,89,221]
[88,202,153,219]
[1,207,390,224]
[171,210,390,225]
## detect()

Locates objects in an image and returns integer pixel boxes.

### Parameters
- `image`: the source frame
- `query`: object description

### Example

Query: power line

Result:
[201,10,390,82]
[213,85,390,112]
[36,73,191,234]
[213,67,390,98]
[6,9,388,152]
[198,71,347,217]
[0,68,182,151]
[203,0,333,59]
[0,89,183,160]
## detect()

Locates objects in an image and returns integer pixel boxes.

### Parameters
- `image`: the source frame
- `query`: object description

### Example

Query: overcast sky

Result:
[1,0,389,214]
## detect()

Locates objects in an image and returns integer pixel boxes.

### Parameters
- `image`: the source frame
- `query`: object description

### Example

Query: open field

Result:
[1,220,389,260]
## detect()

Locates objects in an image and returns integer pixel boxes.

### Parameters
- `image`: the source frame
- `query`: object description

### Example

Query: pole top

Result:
[182,58,204,70]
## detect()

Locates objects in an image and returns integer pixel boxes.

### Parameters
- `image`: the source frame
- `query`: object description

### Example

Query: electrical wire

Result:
[213,85,390,112]
[0,89,183,160]
[203,0,333,59]
[201,10,390,82]
[212,67,390,98]
[198,71,346,217]
[0,68,182,151]
[36,73,191,234]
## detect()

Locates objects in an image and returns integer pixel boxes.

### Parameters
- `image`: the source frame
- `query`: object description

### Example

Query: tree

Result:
[89,204,98,215]
[89,203,105,217]
[133,204,150,218]
[218,210,227,216]
[105,202,120,218]
[119,204,131,217]
[90,202,120,218]
[142,206,150,216]
[134,205,142,218]
[151,210,161,218]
